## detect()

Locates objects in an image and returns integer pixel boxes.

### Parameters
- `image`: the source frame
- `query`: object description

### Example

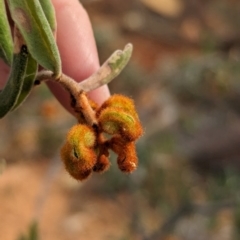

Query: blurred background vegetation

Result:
[1,0,240,239]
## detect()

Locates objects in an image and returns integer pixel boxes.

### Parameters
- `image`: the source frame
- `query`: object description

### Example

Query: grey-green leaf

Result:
[79,43,133,92]
[7,0,61,77]
[0,0,13,65]
[0,45,29,118]
[39,0,56,33]
[11,53,38,110]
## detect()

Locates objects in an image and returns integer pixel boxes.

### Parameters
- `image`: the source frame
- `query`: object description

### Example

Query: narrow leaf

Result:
[11,53,38,110]
[108,43,133,75]
[7,0,61,77]
[0,43,29,118]
[0,0,13,65]
[39,0,56,33]
[79,43,133,92]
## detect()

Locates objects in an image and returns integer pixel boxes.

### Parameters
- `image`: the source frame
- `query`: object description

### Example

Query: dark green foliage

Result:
[17,222,39,240]
[0,46,29,118]
[0,0,59,118]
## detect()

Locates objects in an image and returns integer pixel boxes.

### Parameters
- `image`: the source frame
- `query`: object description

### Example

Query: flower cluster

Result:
[61,94,143,180]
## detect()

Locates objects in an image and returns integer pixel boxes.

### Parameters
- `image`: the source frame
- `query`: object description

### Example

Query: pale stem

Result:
[35,43,133,96]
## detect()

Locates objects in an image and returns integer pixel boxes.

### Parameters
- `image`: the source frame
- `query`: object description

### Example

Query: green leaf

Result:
[39,0,56,33]
[0,0,13,65]
[11,53,38,110]
[16,221,38,240]
[7,0,61,77]
[0,45,29,118]
[28,221,38,240]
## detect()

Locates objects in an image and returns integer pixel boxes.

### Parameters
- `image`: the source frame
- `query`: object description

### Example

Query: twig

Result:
[35,43,133,94]
[75,92,98,126]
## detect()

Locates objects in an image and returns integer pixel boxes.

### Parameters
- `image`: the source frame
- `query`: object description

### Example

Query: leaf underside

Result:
[39,0,56,32]
[7,0,61,77]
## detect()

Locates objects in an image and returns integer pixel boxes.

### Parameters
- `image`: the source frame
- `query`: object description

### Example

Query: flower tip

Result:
[118,159,137,173]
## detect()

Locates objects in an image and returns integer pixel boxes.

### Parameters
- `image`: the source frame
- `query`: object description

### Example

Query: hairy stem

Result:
[75,92,98,127]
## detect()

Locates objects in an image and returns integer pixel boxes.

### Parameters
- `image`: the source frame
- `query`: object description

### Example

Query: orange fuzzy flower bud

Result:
[60,124,97,180]
[98,107,143,141]
[61,142,94,180]
[97,94,138,119]
[117,142,138,173]
[66,124,96,149]
[110,137,138,173]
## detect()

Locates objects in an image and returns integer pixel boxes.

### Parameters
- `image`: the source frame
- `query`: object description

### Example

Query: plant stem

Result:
[74,92,98,127]
[35,43,133,125]
[35,43,133,94]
